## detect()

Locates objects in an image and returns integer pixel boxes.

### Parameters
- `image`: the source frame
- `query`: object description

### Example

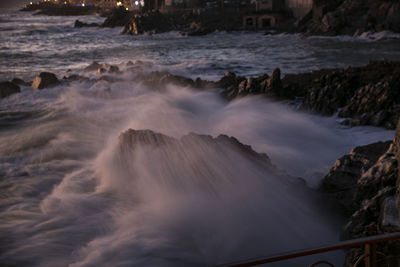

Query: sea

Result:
[1,8,400,267]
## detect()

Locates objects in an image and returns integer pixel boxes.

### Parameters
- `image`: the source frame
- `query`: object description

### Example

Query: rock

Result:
[322,119,400,266]
[322,141,392,213]
[102,7,132,28]
[31,72,59,90]
[0,81,20,98]
[136,71,215,91]
[84,62,102,72]
[123,11,172,35]
[300,0,400,36]
[265,68,283,97]
[74,20,100,28]
[118,129,275,172]
[11,78,29,86]
[339,76,400,129]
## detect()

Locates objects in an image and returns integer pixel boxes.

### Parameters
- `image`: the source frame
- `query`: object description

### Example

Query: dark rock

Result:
[339,76,400,129]
[322,141,392,213]
[0,81,20,99]
[102,7,132,28]
[118,129,276,172]
[300,0,400,36]
[84,62,102,72]
[11,78,29,86]
[322,119,400,266]
[136,71,215,91]
[123,11,171,35]
[74,20,100,28]
[31,72,59,90]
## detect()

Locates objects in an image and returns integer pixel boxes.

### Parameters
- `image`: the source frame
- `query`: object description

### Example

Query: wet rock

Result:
[11,78,29,86]
[0,81,20,99]
[299,0,400,36]
[123,11,171,35]
[339,76,400,129]
[118,129,275,172]
[322,141,392,213]
[265,68,283,97]
[137,71,215,91]
[74,20,100,28]
[32,72,59,90]
[84,62,102,72]
[323,119,400,266]
[102,7,132,28]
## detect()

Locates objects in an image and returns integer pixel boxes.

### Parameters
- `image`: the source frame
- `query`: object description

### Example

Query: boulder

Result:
[118,129,275,172]
[102,7,132,28]
[74,20,100,28]
[31,72,59,90]
[84,62,102,72]
[11,78,30,86]
[322,141,392,213]
[0,81,20,99]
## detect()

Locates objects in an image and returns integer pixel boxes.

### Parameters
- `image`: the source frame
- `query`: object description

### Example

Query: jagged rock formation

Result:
[219,61,400,129]
[298,0,400,36]
[0,82,20,99]
[321,120,400,266]
[322,141,392,213]
[101,7,132,28]
[120,9,243,36]
[118,129,278,176]
[32,72,59,90]
[74,20,100,28]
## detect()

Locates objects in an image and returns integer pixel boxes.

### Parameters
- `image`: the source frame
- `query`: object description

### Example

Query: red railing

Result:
[216,232,400,267]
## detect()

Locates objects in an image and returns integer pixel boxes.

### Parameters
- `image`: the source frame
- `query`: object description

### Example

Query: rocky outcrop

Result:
[135,71,216,91]
[218,61,400,129]
[298,0,400,36]
[339,76,400,129]
[322,141,392,214]
[74,20,100,28]
[11,78,30,87]
[118,129,276,172]
[0,82,20,99]
[101,7,132,28]
[121,9,243,36]
[83,62,121,74]
[218,69,285,100]
[32,72,59,90]
[321,120,400,266]
[122,11,172,35]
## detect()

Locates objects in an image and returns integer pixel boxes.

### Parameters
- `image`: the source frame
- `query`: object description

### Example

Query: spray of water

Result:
[0,69,394,266]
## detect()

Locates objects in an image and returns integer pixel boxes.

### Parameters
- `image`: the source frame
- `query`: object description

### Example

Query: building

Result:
[251,0,284,12]
[243,13,277,29]
[285,0,312,18]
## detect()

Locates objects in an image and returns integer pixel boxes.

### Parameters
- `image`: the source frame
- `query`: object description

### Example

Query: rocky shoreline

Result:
[297,0,400,36]
[1,60,399,129]
[1,59,400,265]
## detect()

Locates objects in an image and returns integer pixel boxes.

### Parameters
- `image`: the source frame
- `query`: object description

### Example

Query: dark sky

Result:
[0,0,29,8]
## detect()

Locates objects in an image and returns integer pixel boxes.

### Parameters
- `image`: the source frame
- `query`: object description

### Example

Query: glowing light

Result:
[140,0,144,7]
[125,7,129,10]
[116,1,122,6]
[81,3,85,6]
[30,2,33,4]
[134,1,139,5]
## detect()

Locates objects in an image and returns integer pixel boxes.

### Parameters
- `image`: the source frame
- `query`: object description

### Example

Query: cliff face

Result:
[299,0,400,35]
[322,120,400,266]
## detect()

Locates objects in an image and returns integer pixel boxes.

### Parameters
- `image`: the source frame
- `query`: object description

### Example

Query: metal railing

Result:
[216,232,400,267]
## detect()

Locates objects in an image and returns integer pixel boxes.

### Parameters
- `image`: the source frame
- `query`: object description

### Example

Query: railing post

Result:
[365,244,371,267]
[364,243,377,267]
[371,243,377,267]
